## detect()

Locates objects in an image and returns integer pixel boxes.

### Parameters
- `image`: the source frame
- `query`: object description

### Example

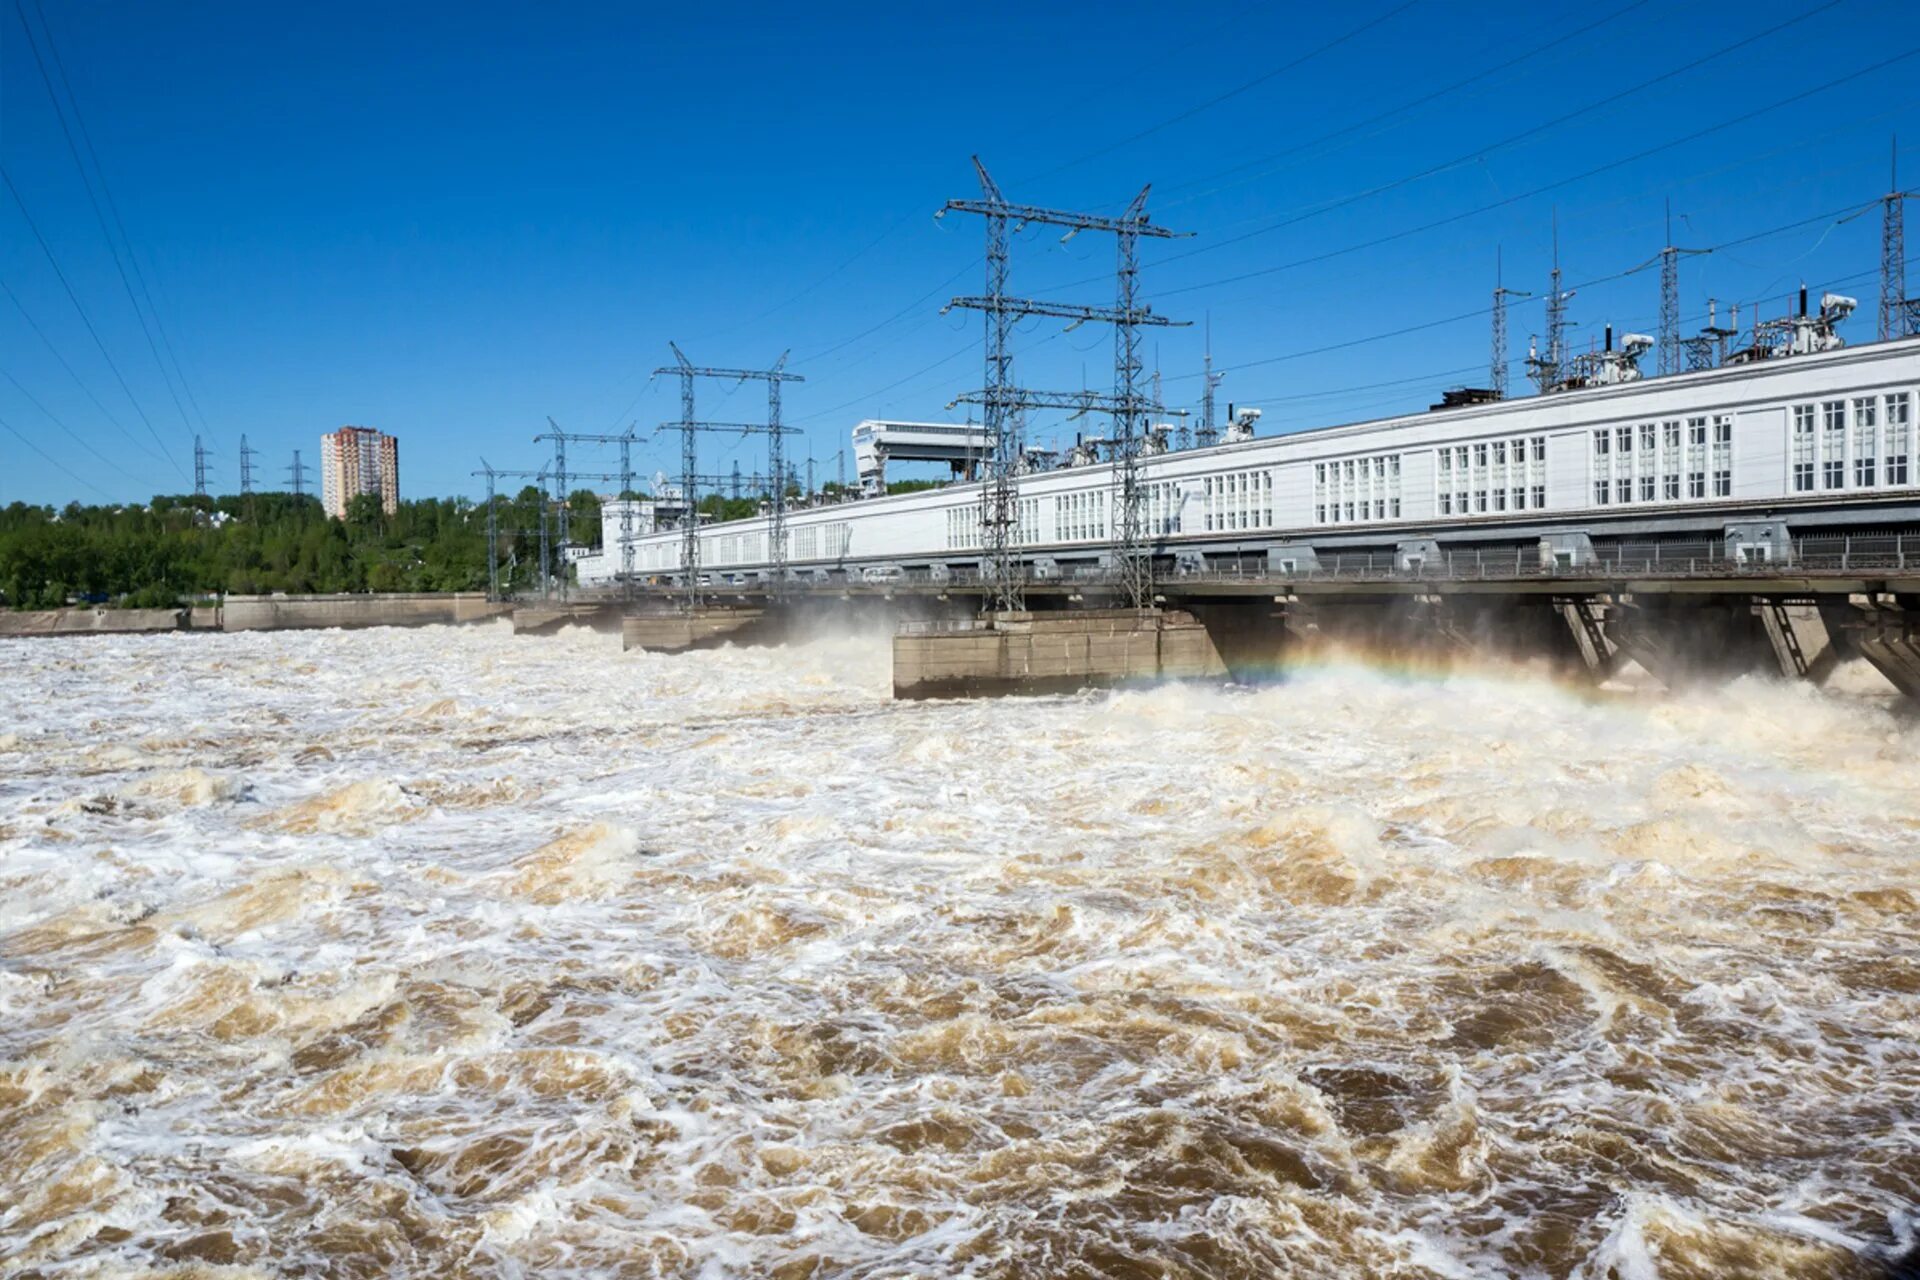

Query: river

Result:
[1,623,1915,1277]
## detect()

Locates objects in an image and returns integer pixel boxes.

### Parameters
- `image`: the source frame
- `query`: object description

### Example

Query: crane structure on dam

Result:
[938,156,1190,612]
[654,343,803,611]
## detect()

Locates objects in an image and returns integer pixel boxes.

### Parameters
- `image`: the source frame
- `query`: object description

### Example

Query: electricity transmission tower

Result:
[239,435,260,493]
[544,418,570,548]
[1882,140,1918,341]
[654,343,803,611]
[939,156,1189,612]
[287,450,309,498]
[1656,203,1710,376]
[472,462,559,600]
[1491,248,1529,400]
[535,423,640,599]
[193,435,210,496]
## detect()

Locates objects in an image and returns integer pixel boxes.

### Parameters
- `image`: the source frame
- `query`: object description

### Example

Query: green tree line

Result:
[0,487,608,610]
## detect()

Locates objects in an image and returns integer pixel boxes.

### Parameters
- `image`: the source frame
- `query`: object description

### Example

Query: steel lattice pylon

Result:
[535,423,639,600]
[940,157,1189,613]
[654,343,803,612]
[1491,246,1529,401]
[1881,141,1916,342]
[1656,203,1710,376]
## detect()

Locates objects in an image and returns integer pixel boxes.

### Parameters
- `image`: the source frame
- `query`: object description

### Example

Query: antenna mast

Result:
[1198,314,1223,447]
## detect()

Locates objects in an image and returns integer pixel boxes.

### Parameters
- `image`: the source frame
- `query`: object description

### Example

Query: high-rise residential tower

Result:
[320,426,400,518]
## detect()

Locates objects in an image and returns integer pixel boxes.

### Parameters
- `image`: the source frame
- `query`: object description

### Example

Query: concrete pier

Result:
[511,601,625,635]
[1850,601,1920,697]
[892,608,1225,699]
[623,605,773,653]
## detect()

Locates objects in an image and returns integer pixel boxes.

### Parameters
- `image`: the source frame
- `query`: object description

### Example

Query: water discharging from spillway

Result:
[1,625,1916,1278]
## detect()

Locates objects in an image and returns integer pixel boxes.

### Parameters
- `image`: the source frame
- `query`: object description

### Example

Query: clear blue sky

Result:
[4,0,1918,505]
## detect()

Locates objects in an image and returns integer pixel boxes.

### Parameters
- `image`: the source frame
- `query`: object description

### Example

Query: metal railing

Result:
[602,532,1920,598]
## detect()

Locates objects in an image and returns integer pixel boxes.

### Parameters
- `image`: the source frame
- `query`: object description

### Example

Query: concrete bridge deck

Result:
[554,552,1920,701]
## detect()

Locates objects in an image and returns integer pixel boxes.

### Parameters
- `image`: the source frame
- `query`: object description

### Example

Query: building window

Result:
[1854,396,1879,488]
[1791,404,1815,493]
[1888,392,1912,486]
[1687,417,1708,498]
[1823,400,1846,489]
[1314,454,1399,525]
[1712,416,1733,498]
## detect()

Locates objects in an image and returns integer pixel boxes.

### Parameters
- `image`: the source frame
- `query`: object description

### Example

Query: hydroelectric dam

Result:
[519,331,1920,702]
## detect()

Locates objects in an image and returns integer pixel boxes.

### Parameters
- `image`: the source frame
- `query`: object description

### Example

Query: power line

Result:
[0,166,183,475]
[1156,1,1839,261]
[12,0,203,447]
[1018,0,1424,186]
[1222,255,1916,422]
[1149,46,1920,302]
[1163,198,1879,383]
[0,276,161,463]
[0,410,111,501]
[0,365,145,484]
[24,0,213,444]
[790,339,982,424]
[1155,0,1655,209]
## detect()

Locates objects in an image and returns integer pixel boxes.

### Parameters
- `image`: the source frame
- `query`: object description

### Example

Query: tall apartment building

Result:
[319,426,400,519]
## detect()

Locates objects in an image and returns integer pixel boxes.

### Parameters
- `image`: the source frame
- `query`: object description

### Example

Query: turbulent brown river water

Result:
[2,624,1917,1278]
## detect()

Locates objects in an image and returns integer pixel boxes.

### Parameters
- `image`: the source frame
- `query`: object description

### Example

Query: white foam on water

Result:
[1,623,1916,1276]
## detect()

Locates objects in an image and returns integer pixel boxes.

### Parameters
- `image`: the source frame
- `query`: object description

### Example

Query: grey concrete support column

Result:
[1557,596,1622,681]
[1186,600,1291,682]
[1851,602,1920,700]
[1754,599,1842,684]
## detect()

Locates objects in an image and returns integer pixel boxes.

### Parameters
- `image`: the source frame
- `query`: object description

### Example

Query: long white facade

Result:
[580,337,1920,584]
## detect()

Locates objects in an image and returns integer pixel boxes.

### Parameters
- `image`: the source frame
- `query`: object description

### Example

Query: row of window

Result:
[1205,469,1278,532]
[1591,417,1732,505]
[1054,490,1109,542]
[945,505,980,550]
[1437,435,1547,515]
[1314,454,1402,525]
[944,499,1045,549]
[709,531,765,566]
[1791,394,1914,492]
[1146,481,1181,536]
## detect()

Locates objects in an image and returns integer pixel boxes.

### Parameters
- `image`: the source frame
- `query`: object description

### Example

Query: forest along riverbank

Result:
[1,624,1915,1277]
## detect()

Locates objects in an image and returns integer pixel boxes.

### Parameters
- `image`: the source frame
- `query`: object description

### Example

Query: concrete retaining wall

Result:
[219,593,510,631]
[2,593,513,639]
[0,607,186,637]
